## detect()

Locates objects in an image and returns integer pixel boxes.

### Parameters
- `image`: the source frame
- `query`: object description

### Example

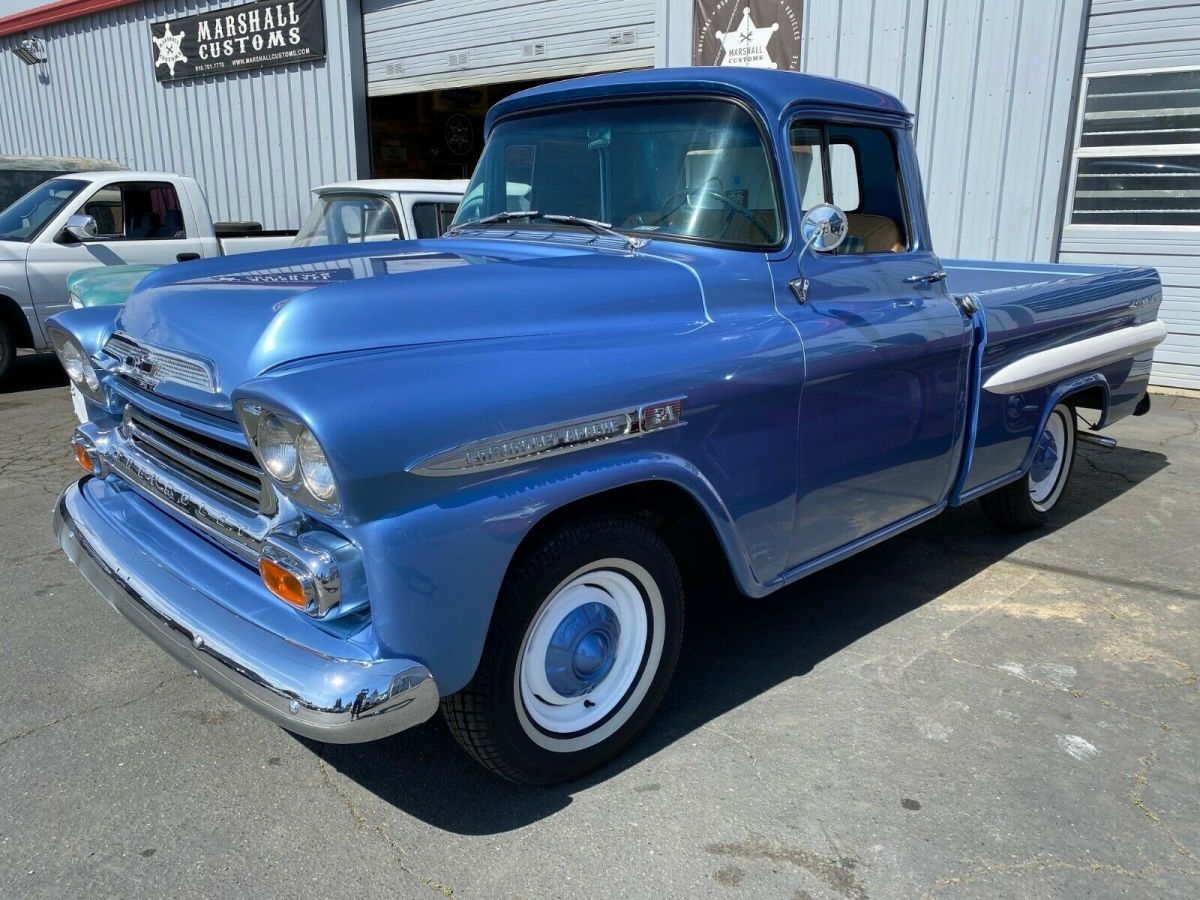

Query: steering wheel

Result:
[658,187,774,243]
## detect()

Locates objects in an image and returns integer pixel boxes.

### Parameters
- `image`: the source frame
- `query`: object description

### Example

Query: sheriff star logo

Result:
[715,6,780,69]
[153,23,188,77]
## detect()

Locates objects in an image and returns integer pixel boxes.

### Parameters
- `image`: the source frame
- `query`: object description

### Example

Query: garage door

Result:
[364,0,656,97]
[1058,1,1200,390]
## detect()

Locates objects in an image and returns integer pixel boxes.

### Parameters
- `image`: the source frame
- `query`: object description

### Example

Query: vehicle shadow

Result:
[0,353,67,394]
[304,442,1167,835]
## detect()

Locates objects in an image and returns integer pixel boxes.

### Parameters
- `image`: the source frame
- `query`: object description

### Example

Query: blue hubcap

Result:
[544,601,621,698]
[1031,428,1059,483]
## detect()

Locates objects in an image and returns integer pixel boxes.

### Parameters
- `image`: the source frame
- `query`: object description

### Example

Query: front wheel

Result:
[442,514,684,784]
[980,402,1077,530]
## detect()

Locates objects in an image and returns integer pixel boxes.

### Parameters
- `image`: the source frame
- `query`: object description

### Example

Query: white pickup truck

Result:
[0,171,294,382]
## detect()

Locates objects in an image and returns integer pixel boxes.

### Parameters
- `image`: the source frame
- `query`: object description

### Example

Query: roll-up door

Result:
[364,0,656,97]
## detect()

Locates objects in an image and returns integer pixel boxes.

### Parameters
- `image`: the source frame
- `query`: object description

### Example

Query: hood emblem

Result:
[104,332,217,394]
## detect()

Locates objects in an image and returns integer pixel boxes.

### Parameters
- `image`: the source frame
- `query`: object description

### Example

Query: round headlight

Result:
[258,414,298,482]
[61,342,85,384]
[297,429,337,502]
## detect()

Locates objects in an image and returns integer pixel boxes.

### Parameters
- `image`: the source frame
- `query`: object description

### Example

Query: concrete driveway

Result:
[1,352,1197,899]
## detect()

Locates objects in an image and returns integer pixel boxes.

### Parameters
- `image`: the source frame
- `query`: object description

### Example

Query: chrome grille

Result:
[104,333,215,393]
[122,406,266,514]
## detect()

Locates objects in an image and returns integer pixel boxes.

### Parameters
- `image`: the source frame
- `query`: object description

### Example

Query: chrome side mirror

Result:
[799,203,848,256]
[65,214,99,242]
[791,203,849,305]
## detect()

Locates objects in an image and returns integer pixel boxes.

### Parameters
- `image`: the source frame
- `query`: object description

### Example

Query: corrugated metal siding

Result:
[1059,0,1200,389]
[801,0,1087,263]
[0,0,367,230]
[1084,0,1200,73]
[364,0,656,96]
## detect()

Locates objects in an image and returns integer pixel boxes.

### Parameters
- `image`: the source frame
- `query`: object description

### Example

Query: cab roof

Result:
[487,67,910,134]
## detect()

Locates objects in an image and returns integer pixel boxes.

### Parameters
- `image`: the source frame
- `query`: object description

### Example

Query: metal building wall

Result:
[1058,0,1200,390]
[802,0,1089,262]
[0,0,368,230]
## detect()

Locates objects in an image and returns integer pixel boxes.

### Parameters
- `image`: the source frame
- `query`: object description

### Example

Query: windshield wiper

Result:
[538,214,647,251]
[444,210,541,235]
[446,210,646,250]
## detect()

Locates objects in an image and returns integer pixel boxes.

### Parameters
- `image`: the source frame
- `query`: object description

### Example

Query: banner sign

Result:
[693,1,803,70]
[149,0,326,83]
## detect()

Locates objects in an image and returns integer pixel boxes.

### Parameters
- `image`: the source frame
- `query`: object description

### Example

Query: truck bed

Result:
[942,258,1120,296]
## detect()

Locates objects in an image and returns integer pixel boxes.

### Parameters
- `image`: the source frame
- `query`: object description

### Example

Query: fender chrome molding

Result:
[983,320,1167,395]
[408,398,686,477]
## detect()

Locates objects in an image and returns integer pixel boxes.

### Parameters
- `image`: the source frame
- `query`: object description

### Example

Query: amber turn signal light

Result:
[259,557,309,610]
[73,441,96,473]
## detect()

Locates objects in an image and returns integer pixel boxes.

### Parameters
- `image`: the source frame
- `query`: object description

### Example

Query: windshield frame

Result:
[292,190,403,248]
[459,94,789,253]
[0,177,88,243]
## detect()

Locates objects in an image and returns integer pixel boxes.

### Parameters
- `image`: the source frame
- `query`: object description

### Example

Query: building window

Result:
[1070,68,1200,227]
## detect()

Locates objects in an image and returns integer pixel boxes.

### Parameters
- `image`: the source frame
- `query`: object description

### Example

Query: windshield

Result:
[293,193,401,247]
[451,99,782,249]
[0,178,87,242]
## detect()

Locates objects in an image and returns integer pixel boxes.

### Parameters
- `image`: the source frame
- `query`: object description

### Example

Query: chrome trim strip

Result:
[128,420,261,506]
[53,483,438,743]
[982,320,1167,395]
[106,443,271,563]
[407,398,687,477]
[128,408,262,480]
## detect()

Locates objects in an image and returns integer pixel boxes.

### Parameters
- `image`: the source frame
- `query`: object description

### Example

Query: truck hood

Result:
[113,238,704,410]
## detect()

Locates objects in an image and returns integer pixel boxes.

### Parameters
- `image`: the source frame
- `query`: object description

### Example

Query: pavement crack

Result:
[921,856,1200,897]
[0,674,185,751]
[315,753,454,896]
[1080,451,1139,485]
[1132,726,1196,860]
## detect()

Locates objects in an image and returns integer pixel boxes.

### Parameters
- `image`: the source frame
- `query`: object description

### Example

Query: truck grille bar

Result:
[122,406,267,515]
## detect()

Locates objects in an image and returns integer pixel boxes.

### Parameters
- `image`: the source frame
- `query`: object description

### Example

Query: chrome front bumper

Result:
[53,480,439,743]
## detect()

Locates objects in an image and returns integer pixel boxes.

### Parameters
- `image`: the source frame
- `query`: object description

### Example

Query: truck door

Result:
[25,179,205,325]
[772,121,972,568]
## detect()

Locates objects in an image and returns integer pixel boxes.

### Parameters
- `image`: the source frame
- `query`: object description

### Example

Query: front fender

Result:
[46,305,120,356]
[356,449,756,695]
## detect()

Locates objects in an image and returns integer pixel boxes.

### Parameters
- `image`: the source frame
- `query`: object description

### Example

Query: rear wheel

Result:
[980,402,1077,530]
[0,322,14,384]
[442,514,684,784]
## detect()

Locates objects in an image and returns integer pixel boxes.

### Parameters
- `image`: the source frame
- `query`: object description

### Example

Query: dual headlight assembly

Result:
[240,403,339,509]
[50,331,102,395]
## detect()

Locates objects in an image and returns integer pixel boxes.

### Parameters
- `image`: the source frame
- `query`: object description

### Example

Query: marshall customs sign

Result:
[149,0,326,83]
[693,1,802,70]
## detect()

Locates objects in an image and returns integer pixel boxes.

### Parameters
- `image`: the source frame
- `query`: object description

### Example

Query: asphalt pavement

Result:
[1,351,1197,899]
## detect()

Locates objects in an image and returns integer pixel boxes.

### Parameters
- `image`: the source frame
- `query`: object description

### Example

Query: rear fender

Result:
[954,372,1110,504]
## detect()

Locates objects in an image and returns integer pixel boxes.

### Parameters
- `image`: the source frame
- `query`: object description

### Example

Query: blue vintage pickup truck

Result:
[49,69,1166,783]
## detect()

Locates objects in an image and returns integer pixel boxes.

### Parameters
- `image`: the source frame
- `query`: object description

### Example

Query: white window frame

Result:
[1064,63,1200,233]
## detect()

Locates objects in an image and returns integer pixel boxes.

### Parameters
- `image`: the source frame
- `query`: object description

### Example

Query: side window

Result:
[411,201,459,239]
[789,122,908,254]
[82,182,186,240]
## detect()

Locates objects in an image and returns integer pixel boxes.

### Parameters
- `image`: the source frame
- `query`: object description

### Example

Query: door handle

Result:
[176,252,200,262]
[903,270,947,285]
